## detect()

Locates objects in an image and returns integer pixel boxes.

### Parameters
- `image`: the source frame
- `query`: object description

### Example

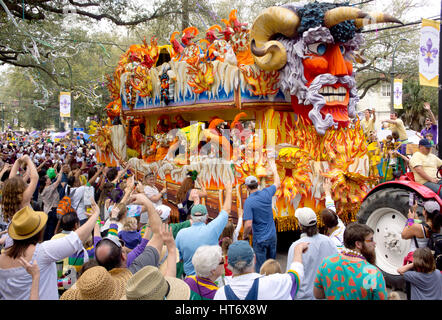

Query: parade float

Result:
[93,2,403,232]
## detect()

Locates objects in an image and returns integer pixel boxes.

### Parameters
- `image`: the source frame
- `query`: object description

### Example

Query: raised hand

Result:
[160,223,175,247]
[18,257,40,279]
[322,178,332,195]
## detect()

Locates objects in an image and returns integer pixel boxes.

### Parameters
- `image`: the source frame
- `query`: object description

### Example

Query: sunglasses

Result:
[364,237,375,243]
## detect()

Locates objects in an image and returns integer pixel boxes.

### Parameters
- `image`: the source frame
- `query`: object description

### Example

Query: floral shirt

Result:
[314,254,387,300]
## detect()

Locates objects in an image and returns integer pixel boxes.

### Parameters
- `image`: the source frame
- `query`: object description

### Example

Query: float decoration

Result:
[95,3,401,228]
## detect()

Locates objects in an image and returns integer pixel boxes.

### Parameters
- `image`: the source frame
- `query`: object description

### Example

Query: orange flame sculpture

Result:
[186,57,215,94]
[240,66,280,96]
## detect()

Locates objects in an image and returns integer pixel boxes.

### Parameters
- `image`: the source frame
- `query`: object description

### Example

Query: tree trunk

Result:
[181,0,190,30]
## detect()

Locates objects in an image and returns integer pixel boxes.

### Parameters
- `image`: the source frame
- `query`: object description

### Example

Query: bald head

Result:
[95,239,125,271]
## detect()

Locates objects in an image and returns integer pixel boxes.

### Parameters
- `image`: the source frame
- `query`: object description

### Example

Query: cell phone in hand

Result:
[408,192,415,207]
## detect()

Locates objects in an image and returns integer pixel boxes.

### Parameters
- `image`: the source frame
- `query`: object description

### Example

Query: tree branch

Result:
[0,56,59,85]
[38,3,183,26]
[358,78,388,100]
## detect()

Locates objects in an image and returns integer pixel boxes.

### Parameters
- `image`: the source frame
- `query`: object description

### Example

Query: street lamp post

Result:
[0,102,4,132]
[438,0,442,158]
[389,38,409,112]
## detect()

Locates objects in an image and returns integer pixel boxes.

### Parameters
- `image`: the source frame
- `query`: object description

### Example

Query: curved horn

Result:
[250,7,300,71]
[354,12,403,29]
[324,7,368,28]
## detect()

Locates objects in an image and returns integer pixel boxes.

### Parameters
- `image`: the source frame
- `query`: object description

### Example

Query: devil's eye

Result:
[308,43,327,56]
[339,45,346,55]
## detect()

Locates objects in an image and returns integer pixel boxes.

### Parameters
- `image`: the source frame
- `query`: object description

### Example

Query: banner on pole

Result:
[59,92,71,118]
[419,19,440,87]
[393,79,403,109]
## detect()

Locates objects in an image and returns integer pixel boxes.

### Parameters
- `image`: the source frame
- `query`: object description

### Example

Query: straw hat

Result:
[60,267,132,300]
[8,206,48,240]
[122,265,190,300]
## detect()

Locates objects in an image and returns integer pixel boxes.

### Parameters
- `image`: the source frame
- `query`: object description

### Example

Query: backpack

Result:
[423,222,442,270]
[56,196,75,219]
[427,232,442,270]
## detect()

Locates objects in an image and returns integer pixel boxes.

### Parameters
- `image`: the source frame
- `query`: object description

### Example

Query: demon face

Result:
[250,2,401,135]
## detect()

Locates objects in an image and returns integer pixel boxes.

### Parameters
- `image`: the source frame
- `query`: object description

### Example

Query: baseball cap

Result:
[244,175,258,186]
[419,139,432,148]
[191,204,208,216]
[424,200,440,214]
[227,240,255,268]
[97,234,124,248]
[295,207,317,227]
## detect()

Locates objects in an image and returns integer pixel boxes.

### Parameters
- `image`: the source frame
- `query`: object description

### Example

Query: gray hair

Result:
[191,214,208,224]
[229,257,255,275]
[192,245,222,278]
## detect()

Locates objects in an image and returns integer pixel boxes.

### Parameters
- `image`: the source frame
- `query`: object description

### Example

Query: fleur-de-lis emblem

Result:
[394,86,402,100]
[420,38,439,67]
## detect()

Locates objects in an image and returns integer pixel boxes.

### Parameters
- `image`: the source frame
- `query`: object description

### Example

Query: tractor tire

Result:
[357,187,412,291]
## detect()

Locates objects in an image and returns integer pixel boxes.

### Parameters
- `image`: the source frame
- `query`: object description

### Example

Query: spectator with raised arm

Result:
[419,102,438,146]
[175,183,231,276]
[361,108,376,137]
[214,240,308,300]
[382,111,408,155]
[0,199,100,300]
[242,156,280,272]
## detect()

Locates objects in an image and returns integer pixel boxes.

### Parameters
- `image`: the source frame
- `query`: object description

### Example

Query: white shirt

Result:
[67,186,87,220]
[325,195,345,252]
[329,218,346,252]
[143,185,162,207]
[0,232,83,300]
[34,152,45,161]
[214,262,304,300]
[286,234,338,300]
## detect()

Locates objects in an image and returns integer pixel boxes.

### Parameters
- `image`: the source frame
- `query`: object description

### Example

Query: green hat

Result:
[46,168,56,180]
[191,204,208,216]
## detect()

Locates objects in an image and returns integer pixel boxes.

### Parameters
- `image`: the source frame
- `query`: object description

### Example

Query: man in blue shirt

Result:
[176,183,231,276]
[242,158,280,272]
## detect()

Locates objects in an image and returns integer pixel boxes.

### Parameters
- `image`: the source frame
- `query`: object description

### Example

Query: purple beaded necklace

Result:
[340,248,366,261]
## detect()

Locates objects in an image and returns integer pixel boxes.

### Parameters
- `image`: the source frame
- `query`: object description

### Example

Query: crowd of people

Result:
[361,103,439,182]
[0,123,440,302]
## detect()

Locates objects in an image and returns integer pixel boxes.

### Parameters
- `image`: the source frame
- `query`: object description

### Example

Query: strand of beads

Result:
[340,248,366,261]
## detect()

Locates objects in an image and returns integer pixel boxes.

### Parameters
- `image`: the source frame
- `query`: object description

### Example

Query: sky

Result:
[0,0,440,76]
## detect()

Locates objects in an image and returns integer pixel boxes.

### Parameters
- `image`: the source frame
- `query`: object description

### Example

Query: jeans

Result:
[424,180,442,197]
[253,235,277,273]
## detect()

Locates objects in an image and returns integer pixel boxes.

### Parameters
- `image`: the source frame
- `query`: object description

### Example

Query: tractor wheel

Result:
[357,187,412,290]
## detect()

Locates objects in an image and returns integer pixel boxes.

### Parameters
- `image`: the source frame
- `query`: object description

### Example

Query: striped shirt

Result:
[184,276,218,300]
